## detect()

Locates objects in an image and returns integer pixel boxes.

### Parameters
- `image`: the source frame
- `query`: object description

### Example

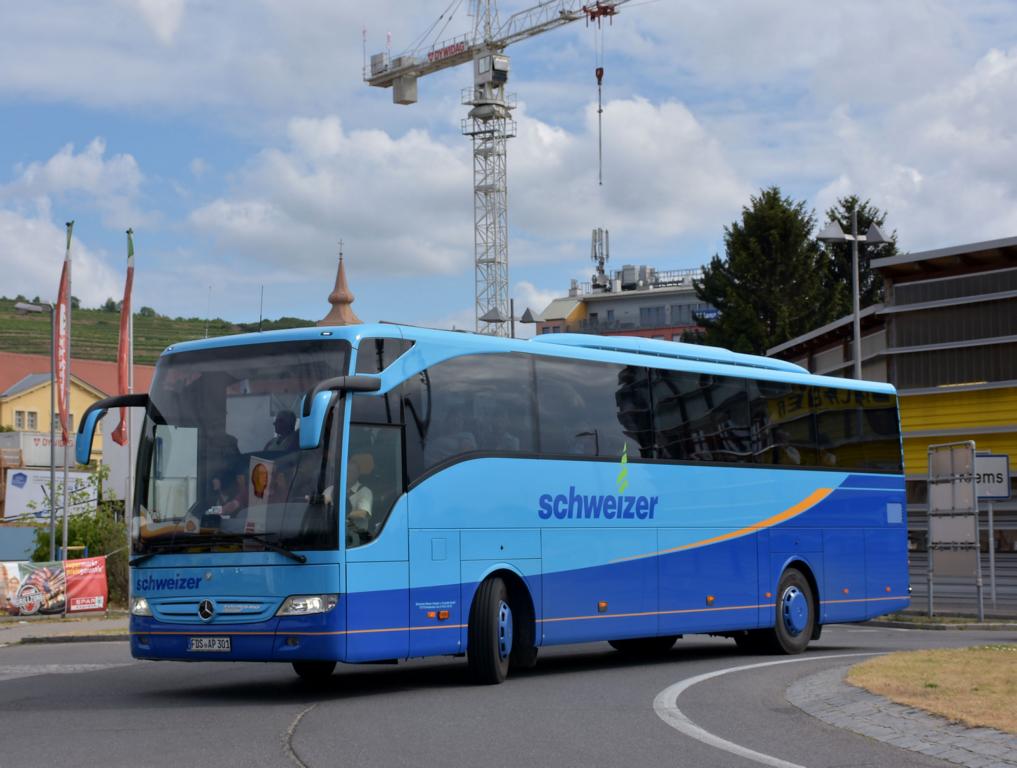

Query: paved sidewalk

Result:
[0,616,128,646]
[787,664,1017,768]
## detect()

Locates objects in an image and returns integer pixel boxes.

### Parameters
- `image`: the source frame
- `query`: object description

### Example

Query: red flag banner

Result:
[111,230,135,446]
[54,257,71,445]
[64,556,108,613]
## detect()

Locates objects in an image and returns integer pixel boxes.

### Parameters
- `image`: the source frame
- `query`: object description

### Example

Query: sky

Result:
[2,1,1017,338]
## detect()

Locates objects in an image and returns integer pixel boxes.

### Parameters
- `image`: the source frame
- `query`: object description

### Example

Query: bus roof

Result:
[161,322,895,395]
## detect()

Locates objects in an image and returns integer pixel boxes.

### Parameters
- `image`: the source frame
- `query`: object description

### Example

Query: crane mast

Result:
[366,1,627,336]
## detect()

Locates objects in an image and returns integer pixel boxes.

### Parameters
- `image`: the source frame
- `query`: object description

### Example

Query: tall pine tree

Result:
[694,187,833,354]
[820,195,899,317]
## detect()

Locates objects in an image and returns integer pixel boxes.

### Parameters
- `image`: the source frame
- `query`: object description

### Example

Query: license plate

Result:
[188,636,231,652]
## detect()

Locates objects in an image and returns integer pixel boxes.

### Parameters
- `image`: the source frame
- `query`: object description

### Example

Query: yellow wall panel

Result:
[904,433,1017,477]
[900,387,1017,432]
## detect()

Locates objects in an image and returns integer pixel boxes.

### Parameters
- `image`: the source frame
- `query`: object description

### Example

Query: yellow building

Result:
[0,373,108,459]
[0,352,156,468]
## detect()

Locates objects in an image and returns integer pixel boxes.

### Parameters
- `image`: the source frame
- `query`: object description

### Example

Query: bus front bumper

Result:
[130,611,346,662]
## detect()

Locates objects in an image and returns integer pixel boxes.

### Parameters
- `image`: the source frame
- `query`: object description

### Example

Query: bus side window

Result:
[403,353,537,483]
[749,381,817,467]
[346,423,403,547]
[355,338,414,375]
[535,357,652,459]
[651,368,698,460]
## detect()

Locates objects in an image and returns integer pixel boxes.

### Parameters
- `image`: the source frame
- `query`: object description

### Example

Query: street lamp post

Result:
[817,209,888,380]
[14,301,57,560]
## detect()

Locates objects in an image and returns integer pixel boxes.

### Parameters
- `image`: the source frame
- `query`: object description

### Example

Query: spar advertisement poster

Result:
[0,557,108,616]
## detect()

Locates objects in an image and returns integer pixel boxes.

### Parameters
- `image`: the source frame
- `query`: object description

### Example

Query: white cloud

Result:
[188,96,748,286]
[190,115,474,279]
[0,138,146,228]
[0,204,120,307]
[132,0,186,45]
[812,45,1017,250]
[512,97,749,240]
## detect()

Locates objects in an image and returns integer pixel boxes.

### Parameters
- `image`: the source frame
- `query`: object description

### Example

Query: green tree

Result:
[820,195,899,317]
[695,186,833,354]
[70,295,81,309]
[101,297,118,312]
[138,306,157,318]
[31,465,129,605]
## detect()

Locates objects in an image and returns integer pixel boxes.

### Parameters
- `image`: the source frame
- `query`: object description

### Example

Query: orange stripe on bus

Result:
[610,487,834,563]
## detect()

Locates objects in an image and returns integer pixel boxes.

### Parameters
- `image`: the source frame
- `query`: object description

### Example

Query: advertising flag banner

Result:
[111,230,135,446]
[0,557,107,616]
[55,221,74,446]
[54,261,71,445]
[65,556,108,613]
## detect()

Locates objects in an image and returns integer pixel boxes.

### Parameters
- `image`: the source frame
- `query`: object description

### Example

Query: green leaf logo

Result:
[617,443,629,494]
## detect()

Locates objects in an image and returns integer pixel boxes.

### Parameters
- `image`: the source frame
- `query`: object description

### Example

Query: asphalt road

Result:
[0,626,1011,768]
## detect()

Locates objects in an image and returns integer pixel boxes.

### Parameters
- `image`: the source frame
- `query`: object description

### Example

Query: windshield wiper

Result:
[130,534,308,565]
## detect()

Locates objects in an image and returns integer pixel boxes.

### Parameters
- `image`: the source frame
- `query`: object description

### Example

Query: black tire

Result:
[292,660,336,682]
[468,577,513,684]
[765,569,815,655]
[509,589,538,670]
[608,635,678,656]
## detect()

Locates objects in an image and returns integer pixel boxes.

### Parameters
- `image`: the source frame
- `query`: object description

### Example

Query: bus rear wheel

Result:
[292,661,336,682]
[468,577,513,684]
[760,568,814,655]
[608,636,678,656]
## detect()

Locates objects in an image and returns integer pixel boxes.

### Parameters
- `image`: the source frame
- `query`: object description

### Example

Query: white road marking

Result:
[285,703,317,768]
[0,663,134,682]
[653,653,880,768]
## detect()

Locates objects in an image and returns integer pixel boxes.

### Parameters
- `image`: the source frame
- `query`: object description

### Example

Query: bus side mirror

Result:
[76,409,105,465]
[298,375,381,451]
[75,393,150,465]
[299,391,338,450]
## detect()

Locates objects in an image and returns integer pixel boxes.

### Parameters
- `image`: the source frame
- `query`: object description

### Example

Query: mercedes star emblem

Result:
[198,599,215,620]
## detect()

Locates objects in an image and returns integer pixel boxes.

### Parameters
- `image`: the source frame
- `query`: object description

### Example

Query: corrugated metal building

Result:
[769,237,1017,615]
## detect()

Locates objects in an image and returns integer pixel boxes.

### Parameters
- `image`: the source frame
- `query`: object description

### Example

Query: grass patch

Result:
[847,646,1017,734]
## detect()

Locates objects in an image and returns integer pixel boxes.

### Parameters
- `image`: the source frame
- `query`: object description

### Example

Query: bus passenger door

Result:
[345,496,410,662]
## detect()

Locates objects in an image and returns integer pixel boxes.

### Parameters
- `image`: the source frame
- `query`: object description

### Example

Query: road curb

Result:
[865,620,1017,631]
[17,634,130,645]
[788,664,1017,767]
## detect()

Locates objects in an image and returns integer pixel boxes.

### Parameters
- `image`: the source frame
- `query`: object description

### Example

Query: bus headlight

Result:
[131,597,153,616]
[276,594,338,616]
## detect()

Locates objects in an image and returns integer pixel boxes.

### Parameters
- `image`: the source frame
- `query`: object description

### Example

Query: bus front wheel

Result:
[468,577,513,684]
[292,660,336,682]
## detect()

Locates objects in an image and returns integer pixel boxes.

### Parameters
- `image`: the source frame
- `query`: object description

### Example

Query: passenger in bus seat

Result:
[264,410,298,451]
[345,453,375,545]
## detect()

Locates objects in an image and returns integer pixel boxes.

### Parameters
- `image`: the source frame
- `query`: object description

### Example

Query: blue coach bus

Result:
[77,324,908,684]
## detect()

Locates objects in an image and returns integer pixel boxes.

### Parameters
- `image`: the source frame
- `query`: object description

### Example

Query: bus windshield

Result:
[132,339,349,556]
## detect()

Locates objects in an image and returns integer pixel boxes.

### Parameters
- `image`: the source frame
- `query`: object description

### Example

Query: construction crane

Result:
[366,0,629,336]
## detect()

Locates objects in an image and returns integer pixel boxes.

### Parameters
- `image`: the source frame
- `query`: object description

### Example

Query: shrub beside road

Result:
[847,645,1017,734]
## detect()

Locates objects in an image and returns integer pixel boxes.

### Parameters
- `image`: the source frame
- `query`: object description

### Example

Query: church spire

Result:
[318,239,361,327]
